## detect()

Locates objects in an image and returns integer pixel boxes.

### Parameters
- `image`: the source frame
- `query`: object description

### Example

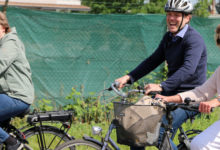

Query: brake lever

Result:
[148,91,161,98]
[110,82,127,98]
[184,97,195,105]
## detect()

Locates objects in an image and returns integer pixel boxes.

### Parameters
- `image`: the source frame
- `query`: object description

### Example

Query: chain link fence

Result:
[5,7,220,105]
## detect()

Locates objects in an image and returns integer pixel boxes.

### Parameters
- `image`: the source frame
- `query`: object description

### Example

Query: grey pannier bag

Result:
[113,95,165,147]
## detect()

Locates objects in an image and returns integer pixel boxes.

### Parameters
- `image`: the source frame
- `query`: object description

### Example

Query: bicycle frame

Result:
[83,120,120,150]
[71,83,201,150]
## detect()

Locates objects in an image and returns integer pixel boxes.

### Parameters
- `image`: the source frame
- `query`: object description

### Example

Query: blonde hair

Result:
[215,24,220,48]
[0,12,10,33]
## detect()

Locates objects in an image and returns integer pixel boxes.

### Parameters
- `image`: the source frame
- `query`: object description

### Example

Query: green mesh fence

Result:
[4,7,220,105]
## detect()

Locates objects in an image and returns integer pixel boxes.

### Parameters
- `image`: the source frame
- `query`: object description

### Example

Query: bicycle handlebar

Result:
[109,82,127,98]
[164,101,199,112]
[108,82,213,112]
[109,82,145,98]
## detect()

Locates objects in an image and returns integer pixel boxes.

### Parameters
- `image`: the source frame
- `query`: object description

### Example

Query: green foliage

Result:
[81,0,211,18]
[136,63,168,85]
[81,0,167,14]
[32,98,54,112]
[81,0,144,14]
[207,70,214,78]
[139,0,166,14]
[193,0,211,17]
[63,87,113,123]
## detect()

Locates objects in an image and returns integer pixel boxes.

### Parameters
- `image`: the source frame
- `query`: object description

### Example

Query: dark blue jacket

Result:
[128,25,207,93]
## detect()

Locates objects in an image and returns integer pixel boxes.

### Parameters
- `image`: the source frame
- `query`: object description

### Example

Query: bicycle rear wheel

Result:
[24,125,73,150]
[54,139,103,150]
[0,144,33,150]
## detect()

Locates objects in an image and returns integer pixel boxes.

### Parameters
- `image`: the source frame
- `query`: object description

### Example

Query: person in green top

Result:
[0,12,34,150]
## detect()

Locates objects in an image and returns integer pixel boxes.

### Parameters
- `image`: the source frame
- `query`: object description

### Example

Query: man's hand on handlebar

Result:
[115,75,130,90]
[155,94,168,102]
[144,83,162,95]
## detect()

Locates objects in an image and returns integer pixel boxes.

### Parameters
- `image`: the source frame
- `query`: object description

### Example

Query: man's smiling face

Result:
[166,11,190,35]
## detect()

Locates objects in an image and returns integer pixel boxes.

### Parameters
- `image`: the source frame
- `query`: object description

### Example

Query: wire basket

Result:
[113,96,165,147]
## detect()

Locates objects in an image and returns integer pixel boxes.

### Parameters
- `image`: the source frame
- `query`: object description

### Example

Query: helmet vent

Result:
[184,6,189,11]
[170,0,173,7]
[175,0,181,7]
[182,2,187,7]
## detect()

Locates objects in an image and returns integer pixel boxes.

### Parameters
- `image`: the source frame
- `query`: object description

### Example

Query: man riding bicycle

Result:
[116,0,207,149]
[156,24,220,150]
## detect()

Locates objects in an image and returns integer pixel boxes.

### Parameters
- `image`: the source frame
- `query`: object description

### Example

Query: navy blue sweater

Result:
[129,26,207,93]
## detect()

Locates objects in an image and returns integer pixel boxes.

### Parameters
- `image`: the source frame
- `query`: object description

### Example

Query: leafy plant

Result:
[32,98,54,112]
[193,0,211,17]
[63,87,113,124]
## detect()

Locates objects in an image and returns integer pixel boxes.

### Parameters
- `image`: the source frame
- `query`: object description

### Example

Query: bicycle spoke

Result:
[24,126,72,150]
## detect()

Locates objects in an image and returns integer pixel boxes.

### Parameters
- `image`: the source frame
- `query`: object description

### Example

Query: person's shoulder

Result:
[3,27,19,41]
[184,25,204,42]
[185,26,202,38]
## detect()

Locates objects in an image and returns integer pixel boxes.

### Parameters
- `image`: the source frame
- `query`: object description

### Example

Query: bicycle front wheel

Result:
[54,139,103,150]
[24,125,73,150]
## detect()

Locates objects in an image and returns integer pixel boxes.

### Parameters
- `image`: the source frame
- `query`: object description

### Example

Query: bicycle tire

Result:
[23,125,73,150]
[0,144,33,150]
[54,139,111,150]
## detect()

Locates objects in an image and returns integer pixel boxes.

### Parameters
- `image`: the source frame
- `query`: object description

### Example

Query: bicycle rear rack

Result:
[27,110,73,124]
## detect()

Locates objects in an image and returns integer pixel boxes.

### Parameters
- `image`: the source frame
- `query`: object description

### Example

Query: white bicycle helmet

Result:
[165,0,193,14]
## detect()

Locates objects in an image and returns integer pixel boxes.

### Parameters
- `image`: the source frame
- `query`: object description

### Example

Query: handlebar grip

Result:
[147,91,161,98]
[184,99,214,113]
[110,82,127,98]
[114,81,120,88]
[107,81,120,91]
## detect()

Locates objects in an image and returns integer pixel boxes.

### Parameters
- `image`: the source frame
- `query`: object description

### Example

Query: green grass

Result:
[11,108,220,150]
[66,108,220,150]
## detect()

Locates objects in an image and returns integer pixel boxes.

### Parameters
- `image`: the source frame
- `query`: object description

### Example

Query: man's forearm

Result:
[165,94,183,103]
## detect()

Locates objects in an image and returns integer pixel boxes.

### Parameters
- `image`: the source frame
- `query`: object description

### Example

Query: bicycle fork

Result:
[102,122,120,150]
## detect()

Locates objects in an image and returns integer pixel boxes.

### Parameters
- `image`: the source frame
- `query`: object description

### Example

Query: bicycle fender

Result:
[83,135,103,146]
